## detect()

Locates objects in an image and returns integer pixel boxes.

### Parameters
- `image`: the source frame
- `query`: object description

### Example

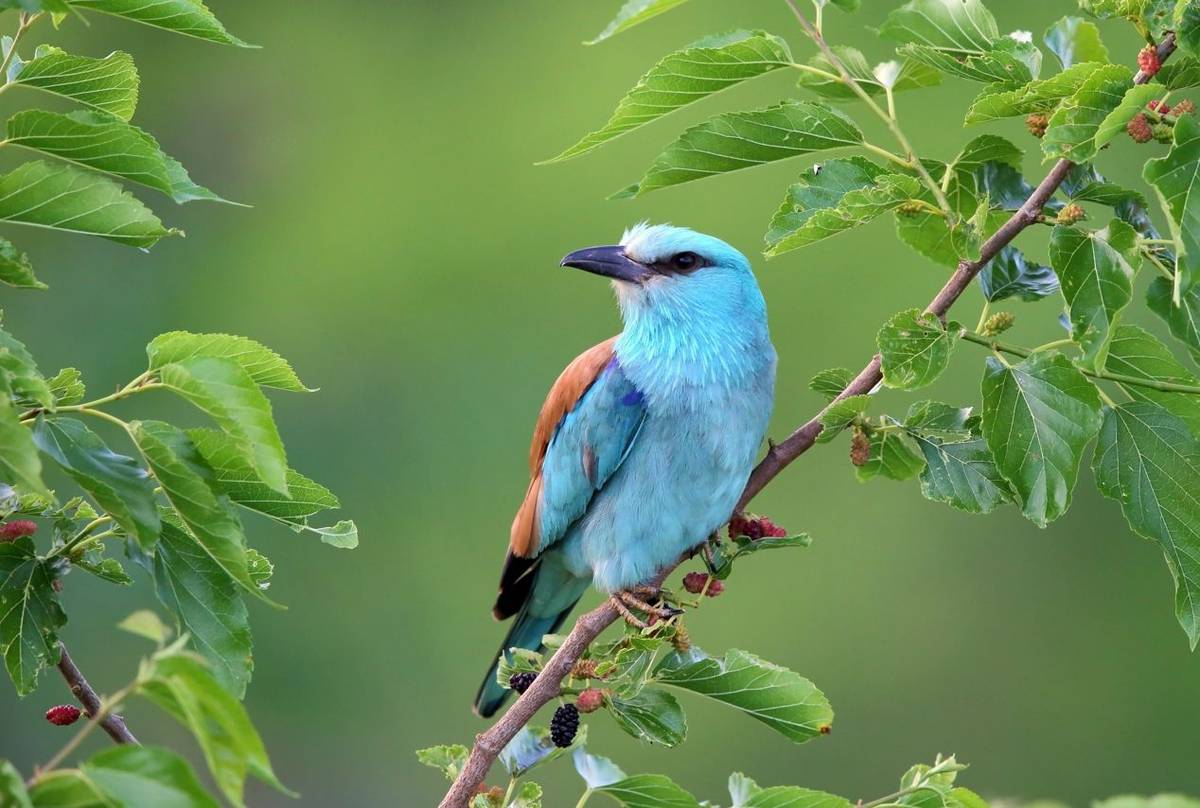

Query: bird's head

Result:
[559,223,761,325]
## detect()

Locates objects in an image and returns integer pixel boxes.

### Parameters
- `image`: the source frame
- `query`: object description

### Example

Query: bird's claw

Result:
[610,588,682,628]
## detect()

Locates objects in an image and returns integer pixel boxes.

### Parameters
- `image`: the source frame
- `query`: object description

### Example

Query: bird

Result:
[474,223,776,718]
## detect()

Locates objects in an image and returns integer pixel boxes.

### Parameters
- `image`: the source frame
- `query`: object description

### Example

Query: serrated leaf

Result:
[1041,63,1133,161]
[616,100,862,197]
[144,519,253,696]
[585,0,690,45]
[878,0,1000,55]
[857,420,926,482]
[817,394,870,444]
[1159,53,1200,88]
[1093,83,1166,149]
[26,770,112,807]
[138,651,287,807]
[32,416,160,547]
[898,38,1039,87]
[1044,16,1109,68]
[980,245,1059,302]
[157,357,288,494]
[0,160,173,247]
[70,0,251,47]
[795,45,939,99]
[129,420,259,599]
[118,609,171,643]
[766,163,920,257]
[654,648,832,742]
[499,725,584,778]
[148,331,309,392]
[12,48,138,119]
[878,308,958,390]
[47,368,84,405]
[980,352,1103,526]
[1178,0,1200,56]
[965,61,1099,123]
[547,30,792,162]
[573,747,626,789]
[0,321,51,409]
[766,158,884,246]
[1147,276,1200,364]
[1094,402,1200,647]
[592,775,701,808]
[0,238,42,290]
[416,745,469,782]
[6,109,227,204]
[1105,325,1200,436]
[913,432,1013,514]
[1144,114,1200,291]
[311,519,357,549]
[0,537,64,695]
[84,745,219,808]
[809,366,854,399]
[607,688,687,746]
[1051,219,1139,370]
[0,396,46,496]
[744,788,850,808]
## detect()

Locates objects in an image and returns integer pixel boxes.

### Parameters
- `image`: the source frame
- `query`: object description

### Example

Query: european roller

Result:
[474,223,776,717]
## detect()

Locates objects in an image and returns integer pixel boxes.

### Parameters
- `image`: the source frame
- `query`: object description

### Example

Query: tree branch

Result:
[439,28,1178,808]
[56,642,138,745]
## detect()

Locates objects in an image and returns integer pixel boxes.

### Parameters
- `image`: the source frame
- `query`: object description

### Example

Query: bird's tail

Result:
[474,553,587,718]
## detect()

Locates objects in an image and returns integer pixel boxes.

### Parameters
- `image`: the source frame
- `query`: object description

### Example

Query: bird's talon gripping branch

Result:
[609,594,649,629]
[615,589,680,620]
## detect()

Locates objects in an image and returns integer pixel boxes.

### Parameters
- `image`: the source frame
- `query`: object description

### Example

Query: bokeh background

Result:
[1,1,1198,805]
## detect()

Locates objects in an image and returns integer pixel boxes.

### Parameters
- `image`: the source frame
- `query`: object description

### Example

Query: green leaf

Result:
[817,394,869,443]
[0,537,64,695]
[980,352,1103,526]
[25,770,111,807]
[0,238,42,290]
[73,545,133,585]
[913,432,1013,514]
[47,368,84,406]
[129,420,258,598]
[0,761,31,808]
[809,367,854,399]
[877,308,958,390]
[1078,0,1146,20]
[32,416,160,547]
[1093,84,1166,149]
[1144,114,1200,291]
[0,396,46,496]
[607,688,687,746]
[980,245,1059,302]
[766,160,921,257]
[1105,325,1200,436]
[856,421,926,482]
[1094,402,1200,647]
[310,519,358,549]
[965,61,1099,123]
[616,100,862,197]
[878,0,1000,55]
[0,161,173,247]
[416,745,469,782]
[117,609,171,644]
[1050,220,1139,370]
[499,725,584,777]
[547,31,791,162]
[157,357,288,494]
[898,38,1039,87]
[0,321,52,409]
[585,0,689,45]
[69,0,251,47]
[1041,64,1134,161]
[6,110,227,205]
[795,46,939,99]
[1147,275,1200,363]
[84,745,219,808]
[1178,0,1200,56]
[1044,16,1109,68]
[744,788,850,808]
[592,775,702,808]
[148,331,310,392]
[148,520,253,697]
[1159,53,1200,88]
[12,48,138,120]
[654,648,832,742]
[139,652,287,807]
[573,747,626,789]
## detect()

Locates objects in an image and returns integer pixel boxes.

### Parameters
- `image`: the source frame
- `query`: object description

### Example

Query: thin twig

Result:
[439,27,1179,808]
[56,642,138,745]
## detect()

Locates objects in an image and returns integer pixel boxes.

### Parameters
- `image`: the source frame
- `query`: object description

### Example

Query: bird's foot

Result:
[609,588,683,628]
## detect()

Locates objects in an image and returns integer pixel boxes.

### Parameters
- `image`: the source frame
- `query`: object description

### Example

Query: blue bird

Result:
[474,223,776,717]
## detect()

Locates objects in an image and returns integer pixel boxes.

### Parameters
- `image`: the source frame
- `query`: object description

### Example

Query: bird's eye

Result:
[671,252,699,271]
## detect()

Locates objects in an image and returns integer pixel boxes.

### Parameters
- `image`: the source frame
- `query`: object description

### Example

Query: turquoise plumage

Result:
[475,224,775,717]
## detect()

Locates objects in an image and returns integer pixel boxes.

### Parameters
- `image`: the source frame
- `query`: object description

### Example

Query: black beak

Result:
[560,245,651,283]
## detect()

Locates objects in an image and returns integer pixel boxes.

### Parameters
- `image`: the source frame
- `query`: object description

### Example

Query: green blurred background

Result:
[2,1,1199,805]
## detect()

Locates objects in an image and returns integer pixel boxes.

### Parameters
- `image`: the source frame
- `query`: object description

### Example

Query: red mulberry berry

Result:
[549,703,579,747]
[759,517,787,538]
[508,671,536,694]
[850,428,871,467]
[1127,113,1153,143]
[1138,45,1161,77]
[682,571,709,594]
[705,578,725,597]
[1173,99,1196,115]
[1148,99,1171,114]
[0,520,37,541]
[576,688,604,714]
[728,514,753,539]
[45,704,81,726]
